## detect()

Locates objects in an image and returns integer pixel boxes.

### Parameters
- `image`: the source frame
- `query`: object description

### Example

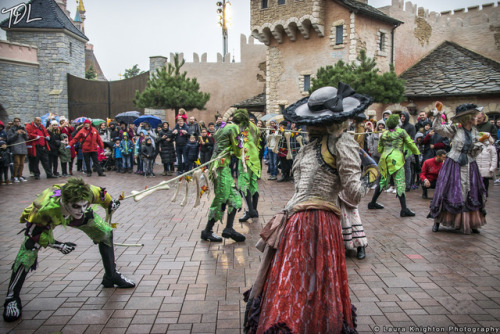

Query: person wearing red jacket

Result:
[68,120,106,177]
[420,149,447,199]
[25,117,55,180]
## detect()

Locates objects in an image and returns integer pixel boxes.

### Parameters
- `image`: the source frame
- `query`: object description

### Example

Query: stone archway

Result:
[0,103,9,124]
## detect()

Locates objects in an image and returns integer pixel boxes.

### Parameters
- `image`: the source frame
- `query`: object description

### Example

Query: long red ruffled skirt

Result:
[256,210,356,334]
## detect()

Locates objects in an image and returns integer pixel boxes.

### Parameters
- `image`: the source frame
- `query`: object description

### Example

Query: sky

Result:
[0,0,496,80]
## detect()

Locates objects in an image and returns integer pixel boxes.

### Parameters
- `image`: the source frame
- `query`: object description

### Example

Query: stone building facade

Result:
[380,0,500,75]
[148,34,267,126]
[251,0,402,114]
[0,0,88,123]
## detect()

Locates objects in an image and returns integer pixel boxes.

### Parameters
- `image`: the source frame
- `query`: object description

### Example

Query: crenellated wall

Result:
[380,0,500,75]
[148,34,266,125]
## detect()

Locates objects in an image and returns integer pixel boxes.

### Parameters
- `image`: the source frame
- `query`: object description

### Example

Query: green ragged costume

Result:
[378,128,420,196]
[237,122,261,196]
[14,184,113,272]
[208,123,243,222]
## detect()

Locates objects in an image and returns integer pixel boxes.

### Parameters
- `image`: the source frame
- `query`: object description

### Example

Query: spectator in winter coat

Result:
[134,131,147,175]
[112,137,123,173]
[367,120,385,163]
[118,122,135,140]
[141,137,156,177]
[7,117,28,182]
[0,140,12,185]
[158,122,176,176]
[59,118,75,175]
[382,110,391,123]
[415,111,429,134]
[25,116,54,179]
[119,133,133,173]
[207,122,217,136]
[187,116,201,138]
[185,135,200,172]
[420,150,447,199]
[47,121,62,176]
[58,134,72,176]
[68,120,106,177]
[0,121,7,142]
[199,128,214,164]
[177,108,188,122]
[173,117,190,174]
[476,112,498,141]
[477,133,498,196]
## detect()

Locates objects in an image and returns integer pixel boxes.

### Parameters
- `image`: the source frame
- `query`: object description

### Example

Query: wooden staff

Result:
[284,132,293,160]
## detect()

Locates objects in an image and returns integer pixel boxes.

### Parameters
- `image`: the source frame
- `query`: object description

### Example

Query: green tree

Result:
[134,54,210,118]
[123,64,144,79]
[310,50,406,103]
[85,65,97,80]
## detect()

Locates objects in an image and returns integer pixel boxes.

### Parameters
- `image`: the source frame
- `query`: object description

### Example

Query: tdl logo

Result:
[1,3,42,28]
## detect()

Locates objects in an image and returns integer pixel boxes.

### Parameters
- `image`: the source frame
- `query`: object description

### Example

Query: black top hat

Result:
[450,103,483,121]
[283,82,372,126]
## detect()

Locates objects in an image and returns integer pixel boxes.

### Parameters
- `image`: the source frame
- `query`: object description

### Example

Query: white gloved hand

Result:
[108,199,120,214]
[49,242,76,254]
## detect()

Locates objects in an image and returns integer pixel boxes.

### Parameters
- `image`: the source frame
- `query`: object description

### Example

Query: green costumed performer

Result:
[200,110,247,242]
[3,178,134,323]
[237,110,261,222]
[368,114,420,217]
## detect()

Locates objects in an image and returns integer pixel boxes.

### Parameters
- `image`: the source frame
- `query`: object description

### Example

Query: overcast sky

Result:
[0,0,496,80]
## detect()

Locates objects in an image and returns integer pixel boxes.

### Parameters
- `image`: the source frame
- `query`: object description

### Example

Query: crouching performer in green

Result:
[201,110,250,242]
[3,177,135,323]
[238,111,261,222]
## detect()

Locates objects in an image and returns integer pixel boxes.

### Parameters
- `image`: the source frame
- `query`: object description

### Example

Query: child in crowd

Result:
[207,122,216,136]
[59,134,72,176]
[199,128,214,164]
[185,135,200,172]
[120,133,133,173]
[113,137,122,173]
[477,133,498,196]
[0,140,12,185]
[134,131,147,175]
[141,137,156,177]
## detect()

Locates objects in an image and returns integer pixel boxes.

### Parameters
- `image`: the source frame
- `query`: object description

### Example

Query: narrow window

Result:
[335,25,343,45]
[379,32,386,51]
[279,105,285,113]
[262,0,268,9]
[303,75,310,91]
[278,0,285,4]
[69,42,73,56]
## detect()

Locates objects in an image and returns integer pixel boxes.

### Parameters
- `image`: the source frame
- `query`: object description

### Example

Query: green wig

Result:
[232,109,250,128]
[61,177,93,204]
[385,114,400,130]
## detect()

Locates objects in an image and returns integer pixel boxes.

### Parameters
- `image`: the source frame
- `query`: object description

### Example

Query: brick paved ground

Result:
[0,167,499,334]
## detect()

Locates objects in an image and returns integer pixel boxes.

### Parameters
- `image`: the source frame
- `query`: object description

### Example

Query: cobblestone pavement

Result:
[0,168,499,334]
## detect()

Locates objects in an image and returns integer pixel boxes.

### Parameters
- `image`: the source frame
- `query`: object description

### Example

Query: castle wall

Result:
[381,0,500,75]
[149,34,266,126]
[0,41,39,122]
[6,30,85,119]
[265,0,395,113]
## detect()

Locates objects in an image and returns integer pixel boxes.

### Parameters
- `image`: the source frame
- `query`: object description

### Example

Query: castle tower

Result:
[75,0,86,34]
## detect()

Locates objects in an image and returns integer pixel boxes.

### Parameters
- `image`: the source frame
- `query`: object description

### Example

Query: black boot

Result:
[252,192,259,217]
[277,173,288,183]
[201,219,222,242]
[356,246,366,260]
[239,191,258,222]
[99,233,135,288]
[432,222,440,232]
[3,266,28,322]
[222,210,246,242]
[399,194,415,217]
[368,185,384,209]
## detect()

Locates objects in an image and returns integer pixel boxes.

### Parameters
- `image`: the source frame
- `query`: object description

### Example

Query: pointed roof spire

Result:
[77,0,86,14]
[74,10,82,22]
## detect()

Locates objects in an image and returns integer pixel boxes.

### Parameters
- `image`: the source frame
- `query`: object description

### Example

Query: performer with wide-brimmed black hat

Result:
[244,83,378,334]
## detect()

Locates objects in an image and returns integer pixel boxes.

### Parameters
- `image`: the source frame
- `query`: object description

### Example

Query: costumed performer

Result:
[244,83,378,333]
[429,103,487,234]
[3,177,134,323]
[200,109,248,242]
[237,109,262,222]
[367,114,420,217]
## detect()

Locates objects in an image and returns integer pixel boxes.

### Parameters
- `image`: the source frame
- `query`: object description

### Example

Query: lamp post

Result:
[216,1,231,62]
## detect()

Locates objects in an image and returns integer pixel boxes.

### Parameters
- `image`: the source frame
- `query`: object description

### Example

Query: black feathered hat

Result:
[283,82,372,126]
